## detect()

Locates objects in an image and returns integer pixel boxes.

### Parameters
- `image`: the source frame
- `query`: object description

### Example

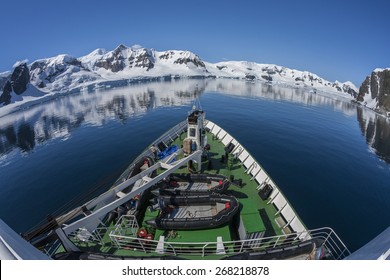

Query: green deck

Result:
[145,131,282,244]
[240,199,266,233]
[155,226,231,243]
[70,130,283,258]
[194,131,281,236]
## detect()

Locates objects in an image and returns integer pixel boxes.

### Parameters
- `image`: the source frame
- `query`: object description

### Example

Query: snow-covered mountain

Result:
[78,44,209,80]
[206,60,358,95]
[357,68,390,113]
[0,44,358,111]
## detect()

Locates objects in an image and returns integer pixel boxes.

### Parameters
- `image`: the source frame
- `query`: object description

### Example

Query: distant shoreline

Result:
[0,76,354,119]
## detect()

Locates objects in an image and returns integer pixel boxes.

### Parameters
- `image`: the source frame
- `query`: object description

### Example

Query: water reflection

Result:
[0,79,388,162]
[207,80,356,114]
[0,80,205,158]
[357,106,390,163]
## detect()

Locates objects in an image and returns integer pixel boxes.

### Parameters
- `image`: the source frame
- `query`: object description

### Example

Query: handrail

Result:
[104,226,350,259]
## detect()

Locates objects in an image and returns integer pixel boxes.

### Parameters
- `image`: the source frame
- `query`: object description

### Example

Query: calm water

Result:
[1,79,390,253]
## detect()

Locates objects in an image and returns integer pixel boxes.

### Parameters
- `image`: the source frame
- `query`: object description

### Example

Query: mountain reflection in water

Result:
[0,79,360,158]
[357,106,390,163]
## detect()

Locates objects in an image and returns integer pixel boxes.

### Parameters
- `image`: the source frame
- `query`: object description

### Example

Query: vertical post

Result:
[197,151,202,172]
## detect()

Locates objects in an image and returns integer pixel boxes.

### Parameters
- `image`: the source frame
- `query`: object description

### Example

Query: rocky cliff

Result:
[357,69,390,112]
[0,63,30,105]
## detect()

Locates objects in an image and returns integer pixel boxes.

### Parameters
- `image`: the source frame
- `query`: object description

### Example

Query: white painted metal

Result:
[0,237,17,260]
[238,149,250,163]
[63,150,202,235]
[156,236,165,254]
[0,219,51,260]
[107,226,349,259]
[243,155,255,170]
[254,170,269,186]
[161,148,183,163]
[81,162,162,212]
[230,138,239,148]
[216,128,227,140]
[249,163,261,179]
[216,236,226,254]
[271,193,288,214]
[232,144,243,157]
[211,124,222,136]
[377,248,390,260]
[290,218,310,240]
[281,205,296,227]
[221,133,233,146]
[205,121,214,131]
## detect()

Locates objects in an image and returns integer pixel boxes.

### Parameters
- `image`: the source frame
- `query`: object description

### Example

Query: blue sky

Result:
[1,0,389,85]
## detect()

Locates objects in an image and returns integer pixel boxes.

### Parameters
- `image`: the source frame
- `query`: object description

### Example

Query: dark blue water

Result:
[1,79,390,253]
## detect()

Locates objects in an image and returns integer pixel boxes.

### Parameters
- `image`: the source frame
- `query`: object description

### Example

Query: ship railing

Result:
[43,239,63,256]
[107,226,350,259]
[113,120,188,186]
[308,227,351,260]
[68,225,110,247]
[204,120,313,247]
[203,123,349,259]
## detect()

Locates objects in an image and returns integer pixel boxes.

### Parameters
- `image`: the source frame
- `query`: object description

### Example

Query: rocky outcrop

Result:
[158,50,207,71]
[342,84,357,97]
[357,69,390,112]
[30,55,89,88]
[174,56,205,68]
[0,74,10,90]
[94,46,154,72]
[95,45,126,72]
[10,63,30,94]
[261,75,272,82]
[0,80,12,105]
[0,63,31,105]
[133,48,155,70]
[245,74,256,81]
